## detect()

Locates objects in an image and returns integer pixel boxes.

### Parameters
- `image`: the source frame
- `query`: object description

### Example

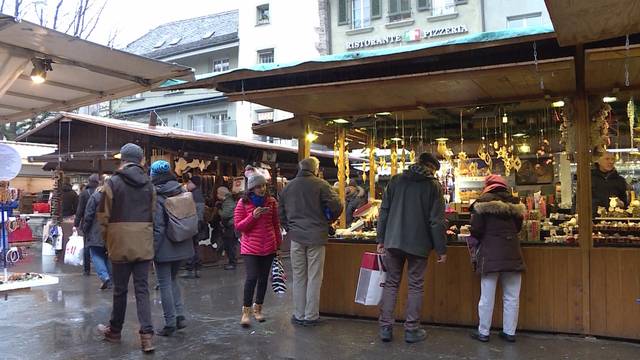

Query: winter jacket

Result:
[191,187,205,222]
[235,195,282,256]
[61,184,79,217]
[346,186,367,226]
[470,190,526,275]
[220,193,237,238]
[592,167,628,214]
[377,164,446,258]
[82,189,105,248]
[279,170,343,246]
[98,163,156,263]
[153,175,195,263]
[74,185,97,228]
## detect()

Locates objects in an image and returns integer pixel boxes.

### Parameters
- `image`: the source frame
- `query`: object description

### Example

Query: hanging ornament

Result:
[409,149,416,163]
[344,144,350,182]
[628,97,635,146]
[591,103,612,154]
[401,147,406,171]
[333,139,339,166]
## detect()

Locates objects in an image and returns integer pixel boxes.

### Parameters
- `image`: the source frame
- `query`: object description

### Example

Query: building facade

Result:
[113,2,324,143]
[330,0,483,53]
[483,0,552,32]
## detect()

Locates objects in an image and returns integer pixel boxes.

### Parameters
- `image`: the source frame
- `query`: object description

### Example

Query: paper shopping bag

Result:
[354,252,386,306]
[64,230,84,266]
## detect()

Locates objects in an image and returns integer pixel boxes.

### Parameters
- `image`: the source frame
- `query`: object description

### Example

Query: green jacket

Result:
[376,165,447,258]
[220,193,237,229]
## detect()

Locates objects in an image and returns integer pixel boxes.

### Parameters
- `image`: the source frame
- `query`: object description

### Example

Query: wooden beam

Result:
[2,41,152,86]
[574,43,592,335]
[18,74,102,95]
[0,103,27,111]
[5,90,58,104]
[338,126,347,229]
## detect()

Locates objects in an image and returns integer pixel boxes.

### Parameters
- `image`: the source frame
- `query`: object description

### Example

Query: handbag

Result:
[354,252,387,306]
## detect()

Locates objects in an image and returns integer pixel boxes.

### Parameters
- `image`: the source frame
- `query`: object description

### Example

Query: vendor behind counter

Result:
[591,151,628,215]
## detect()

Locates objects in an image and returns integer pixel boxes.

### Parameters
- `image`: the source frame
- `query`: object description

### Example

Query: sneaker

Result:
[224,264,236,271]
[176,316,187,330]
[470,331,490,343]
[100,280,112,290]
[303,318,324,327]
[97,324,121,343]
[405,328,427,344]
[156,326,176,337]
[379,325,393,342]
[290,315,305,326]
[499,331,516,343]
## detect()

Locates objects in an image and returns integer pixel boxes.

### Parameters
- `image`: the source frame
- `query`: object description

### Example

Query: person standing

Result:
[150,161,195,336]
[218,186,238,270]
[279,157,342,326]
[185,175,205,278]
[234,173,281,327]
[75,174,99,275]
[345,180,367,226]
[82,175,112,290]
[376,153,447,344]
[592,151,628,214]
[61,179,79,217]
[469,174,525,343]
[97,143,156,353]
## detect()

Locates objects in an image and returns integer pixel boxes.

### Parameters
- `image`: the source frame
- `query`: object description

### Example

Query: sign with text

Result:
[345,24,468,50]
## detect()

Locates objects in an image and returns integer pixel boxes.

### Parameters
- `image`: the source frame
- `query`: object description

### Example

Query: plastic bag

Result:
[64,230,84,266]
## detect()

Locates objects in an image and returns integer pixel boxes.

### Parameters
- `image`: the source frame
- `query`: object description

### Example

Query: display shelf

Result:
[594,242,640,248]
[0,274,59,292]
[594,217,640,221]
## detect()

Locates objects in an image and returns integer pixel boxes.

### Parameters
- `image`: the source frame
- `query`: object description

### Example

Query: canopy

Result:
[0,15,194,123]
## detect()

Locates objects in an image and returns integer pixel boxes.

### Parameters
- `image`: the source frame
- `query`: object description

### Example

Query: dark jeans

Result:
[110,261,153,334]
[243,254,275,307]
[155,261,184,328]
[83,238,91,273]
[223,235,238,265]
[186,237,201,271]
[378,249,428,331]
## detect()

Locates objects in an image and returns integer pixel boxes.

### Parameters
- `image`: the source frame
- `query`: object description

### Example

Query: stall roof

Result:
[545,0,640,46]
[252,117,368,147]
[0,15,194,123]
[15,112,337,159]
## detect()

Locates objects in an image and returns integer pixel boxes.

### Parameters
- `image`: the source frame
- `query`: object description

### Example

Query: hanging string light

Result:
[533,41,544,90]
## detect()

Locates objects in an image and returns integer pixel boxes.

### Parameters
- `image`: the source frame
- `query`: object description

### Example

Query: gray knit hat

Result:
[120,143,143,164]
[247,174,267,191]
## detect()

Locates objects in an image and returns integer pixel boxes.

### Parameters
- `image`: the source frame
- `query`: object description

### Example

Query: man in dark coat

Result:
[217,186,238,270]
[376,152,447,344]
[61,180,78,217]
[82,176,112,290]
[592,151,628,215]
[184,175,205,278]
[75,173,100,275]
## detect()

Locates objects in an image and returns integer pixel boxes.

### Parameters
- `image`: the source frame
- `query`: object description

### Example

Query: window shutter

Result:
[372,0,382,19]
[389,0,398,15]
[338,0,350,25]
[454,0,467,4]
[417,0,431,11]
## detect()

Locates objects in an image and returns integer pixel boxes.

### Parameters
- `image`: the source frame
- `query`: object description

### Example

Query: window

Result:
[257,4,270,25]
[125,93,143,102]
[388,0,411,22]
[213,58,230,73]
[257,48,274,64]
[256,109,274,124]
[417,0,432,12]
[431,0,455,16]
[351,0,372,29]
[507,12,542,29]
[188,111,233,135]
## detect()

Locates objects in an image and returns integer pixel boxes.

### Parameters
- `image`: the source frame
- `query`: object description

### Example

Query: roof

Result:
[545,0,640,46]
[0,15,194,124]
[0,140,56,164]
[15,112,337,159]
[124,10,239,59]
[163,26,557,91]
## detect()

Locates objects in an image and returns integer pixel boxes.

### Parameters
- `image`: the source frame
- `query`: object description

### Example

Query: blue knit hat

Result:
[150,160,170,178]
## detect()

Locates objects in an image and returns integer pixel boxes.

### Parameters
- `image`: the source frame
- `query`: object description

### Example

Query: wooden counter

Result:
[320,241,590,335]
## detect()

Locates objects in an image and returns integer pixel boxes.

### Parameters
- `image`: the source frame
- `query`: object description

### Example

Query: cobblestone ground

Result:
[0,248,638,360]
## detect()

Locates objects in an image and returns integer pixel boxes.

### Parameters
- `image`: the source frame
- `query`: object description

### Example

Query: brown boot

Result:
[241,306,252,327]
[140,333,155,353]
[253,303,265,322]
[97,324,121,343]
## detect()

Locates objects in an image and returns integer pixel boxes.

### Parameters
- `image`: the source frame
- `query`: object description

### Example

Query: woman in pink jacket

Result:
[234,172,282,327]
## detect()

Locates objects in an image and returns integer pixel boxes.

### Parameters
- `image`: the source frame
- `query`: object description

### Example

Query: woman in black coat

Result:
[469,174,525,343]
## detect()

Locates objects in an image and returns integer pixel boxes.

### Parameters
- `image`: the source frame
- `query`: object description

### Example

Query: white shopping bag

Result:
[355,252,387,306]
[64,230,84,266]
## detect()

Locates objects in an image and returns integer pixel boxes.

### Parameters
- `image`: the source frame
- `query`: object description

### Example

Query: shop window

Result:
[431,0,455,17]
[507,12,542,29]
[388,0,411,22]
[257,48,274,64]
[257,4,270,25]
[213,58,230,73]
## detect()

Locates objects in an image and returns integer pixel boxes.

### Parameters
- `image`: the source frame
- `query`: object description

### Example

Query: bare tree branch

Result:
[14,0,24,18]
[106,27,119,48]
[52,0,64,30]
[34,2,46,26]
[1,0,6,14]
[82,0,107,39]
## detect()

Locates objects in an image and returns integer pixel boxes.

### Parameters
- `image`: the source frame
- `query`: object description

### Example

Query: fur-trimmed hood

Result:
[472,200,526,217]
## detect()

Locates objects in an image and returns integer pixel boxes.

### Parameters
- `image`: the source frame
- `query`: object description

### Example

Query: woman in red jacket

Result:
[234,172,282,327]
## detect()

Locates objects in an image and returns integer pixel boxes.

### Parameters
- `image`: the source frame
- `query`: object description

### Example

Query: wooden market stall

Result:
[165,25,640,340]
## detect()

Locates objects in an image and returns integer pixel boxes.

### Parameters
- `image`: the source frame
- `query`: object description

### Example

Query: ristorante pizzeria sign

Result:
[345,24,468,50]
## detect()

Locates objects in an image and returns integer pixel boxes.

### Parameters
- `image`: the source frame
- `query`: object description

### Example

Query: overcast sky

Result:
[3,0,239,48]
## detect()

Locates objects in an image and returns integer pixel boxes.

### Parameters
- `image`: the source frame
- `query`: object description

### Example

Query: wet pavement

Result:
[1,246,639,360]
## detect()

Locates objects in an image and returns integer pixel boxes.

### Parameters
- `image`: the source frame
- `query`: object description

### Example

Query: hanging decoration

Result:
[628,97,635,146]
[591,103,612,154]
[477,117,493,172]
[455,110,470,176]
[344,143,350,183]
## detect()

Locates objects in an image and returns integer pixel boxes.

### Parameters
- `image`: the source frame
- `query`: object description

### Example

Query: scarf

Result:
[408,163,431,177]
[249,192,266,207]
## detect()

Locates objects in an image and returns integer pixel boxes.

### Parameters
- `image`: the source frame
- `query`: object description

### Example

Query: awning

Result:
[545,0,640,46]
[252,117,368,147]
[0,15,194,123]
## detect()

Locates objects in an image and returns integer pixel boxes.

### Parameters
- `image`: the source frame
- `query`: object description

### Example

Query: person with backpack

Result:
[150,160,197,336]
[234,171,282,327]
[82,175,112,290]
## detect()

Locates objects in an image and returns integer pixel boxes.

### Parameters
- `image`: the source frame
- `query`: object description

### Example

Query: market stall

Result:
[165,26,640,340]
